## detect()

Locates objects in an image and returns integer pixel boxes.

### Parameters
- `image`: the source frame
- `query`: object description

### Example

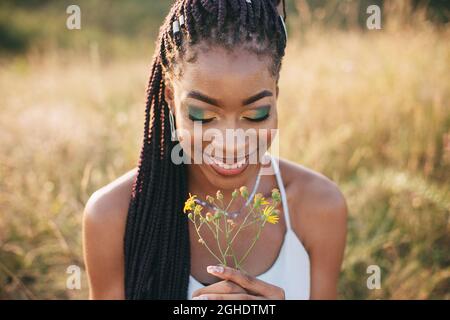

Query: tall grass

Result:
[0,17,448,299]
[279,26,450,299]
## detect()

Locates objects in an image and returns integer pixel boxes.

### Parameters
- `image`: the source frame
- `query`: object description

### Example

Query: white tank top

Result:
[187,156,311,300]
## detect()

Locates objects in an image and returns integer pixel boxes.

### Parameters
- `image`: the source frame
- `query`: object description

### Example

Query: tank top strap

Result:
[270,155,292,231]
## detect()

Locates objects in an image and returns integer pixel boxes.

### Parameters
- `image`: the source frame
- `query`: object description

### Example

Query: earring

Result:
[279,15,288,42]
[169,109,178,141]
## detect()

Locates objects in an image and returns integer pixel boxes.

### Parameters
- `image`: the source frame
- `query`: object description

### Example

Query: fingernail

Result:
[207,265,224,274]
[193,295,208,300]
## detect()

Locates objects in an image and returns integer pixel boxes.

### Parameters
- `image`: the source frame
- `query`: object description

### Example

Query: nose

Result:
[207,127,258,162]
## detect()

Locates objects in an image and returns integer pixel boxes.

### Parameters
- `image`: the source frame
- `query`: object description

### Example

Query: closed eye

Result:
[188,105,216,124]
[243,113,270,122]
[241,105,271,122]
[188,115,215,123]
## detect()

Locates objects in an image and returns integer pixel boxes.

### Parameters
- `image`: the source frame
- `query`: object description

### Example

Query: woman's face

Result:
[165,46,278,190]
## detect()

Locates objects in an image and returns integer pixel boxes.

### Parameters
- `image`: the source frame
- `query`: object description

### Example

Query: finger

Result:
[192,293,263,300]
[192,280,247,298]
[206,265,274,297]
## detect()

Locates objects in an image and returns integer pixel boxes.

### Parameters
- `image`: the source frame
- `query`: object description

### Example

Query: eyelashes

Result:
[189,114,270,123]
[188,114,215,123]
[243,113,270,122]
[187,105,271,123]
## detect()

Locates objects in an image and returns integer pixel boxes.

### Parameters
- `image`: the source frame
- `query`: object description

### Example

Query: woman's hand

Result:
[192,265,285,300]
[191,278,248,299]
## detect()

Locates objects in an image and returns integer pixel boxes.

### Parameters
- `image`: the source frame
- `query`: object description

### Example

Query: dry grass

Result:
[0,26,449,299]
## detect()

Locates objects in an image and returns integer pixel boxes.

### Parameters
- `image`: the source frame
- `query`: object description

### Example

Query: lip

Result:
[205,154,250,177]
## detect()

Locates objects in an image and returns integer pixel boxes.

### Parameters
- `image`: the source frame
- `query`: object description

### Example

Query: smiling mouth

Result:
[205,154,250,176]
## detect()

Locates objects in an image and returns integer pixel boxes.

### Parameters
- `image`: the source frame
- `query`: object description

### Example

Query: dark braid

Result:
[124,0,287,300]
[217,0,226,31]
[239,0,248,28]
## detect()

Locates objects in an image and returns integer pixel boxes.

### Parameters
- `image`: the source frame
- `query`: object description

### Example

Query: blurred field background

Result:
[0,0,449,299]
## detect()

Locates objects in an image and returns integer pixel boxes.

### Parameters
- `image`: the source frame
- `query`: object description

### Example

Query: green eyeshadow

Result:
[243,106,271,121]
[188,106,206,120]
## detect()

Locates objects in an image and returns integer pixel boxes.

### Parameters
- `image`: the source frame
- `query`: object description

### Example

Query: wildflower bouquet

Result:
[183,187,281,271]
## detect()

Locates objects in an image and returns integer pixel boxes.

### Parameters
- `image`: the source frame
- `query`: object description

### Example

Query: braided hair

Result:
[124,0,288,299]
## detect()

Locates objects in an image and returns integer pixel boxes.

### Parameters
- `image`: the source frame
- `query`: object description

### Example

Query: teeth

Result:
[210,156,247,170]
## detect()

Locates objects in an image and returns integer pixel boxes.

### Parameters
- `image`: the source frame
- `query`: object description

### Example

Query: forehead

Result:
[174,46,276,101]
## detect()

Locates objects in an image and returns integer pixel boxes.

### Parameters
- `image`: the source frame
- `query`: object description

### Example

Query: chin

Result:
[200,153,261,190]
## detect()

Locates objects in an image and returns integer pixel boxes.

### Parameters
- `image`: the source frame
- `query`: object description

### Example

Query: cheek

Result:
[254,125,276,155]
[173,113,206,160]
[174,116,193,152]
[248,114,278,157]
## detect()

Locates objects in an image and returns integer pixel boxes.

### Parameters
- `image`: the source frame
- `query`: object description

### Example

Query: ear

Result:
[164,80,175,112]
[276,0,286,20]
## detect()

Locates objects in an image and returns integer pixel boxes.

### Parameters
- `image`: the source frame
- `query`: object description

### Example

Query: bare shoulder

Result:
[83,167,138,227]
[82,168,138,299]
[277,158,348,250]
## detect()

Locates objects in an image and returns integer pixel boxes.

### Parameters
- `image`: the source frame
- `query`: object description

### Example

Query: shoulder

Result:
[82,168,138,299]
[277,158,348,251]
[83,167,138,229]
[277,157,347,217]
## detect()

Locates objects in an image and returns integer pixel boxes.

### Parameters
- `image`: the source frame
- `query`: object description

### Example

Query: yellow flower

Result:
[184,193,197,213]
[254,193,269,208]
[262,206,279,224]
[262,205,274,216]
[266,214,280,224]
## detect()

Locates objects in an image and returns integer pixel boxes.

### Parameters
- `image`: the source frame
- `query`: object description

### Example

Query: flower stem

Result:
[222,204,256,257]
[214,219,226,265]
[193,218,224,265]
[238,220,266,267]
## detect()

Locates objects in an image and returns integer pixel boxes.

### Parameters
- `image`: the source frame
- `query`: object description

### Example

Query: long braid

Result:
[239,0,248,28]
[217,0,226,31]
[124,0,287,300]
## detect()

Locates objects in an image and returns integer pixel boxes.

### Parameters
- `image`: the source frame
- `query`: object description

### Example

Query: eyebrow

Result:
[242,90,273,106]
[187,91,220,107]
[186,89,273,107]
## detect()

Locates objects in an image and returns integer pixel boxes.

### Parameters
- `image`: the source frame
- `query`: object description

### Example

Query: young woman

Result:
[83,0,347,300]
